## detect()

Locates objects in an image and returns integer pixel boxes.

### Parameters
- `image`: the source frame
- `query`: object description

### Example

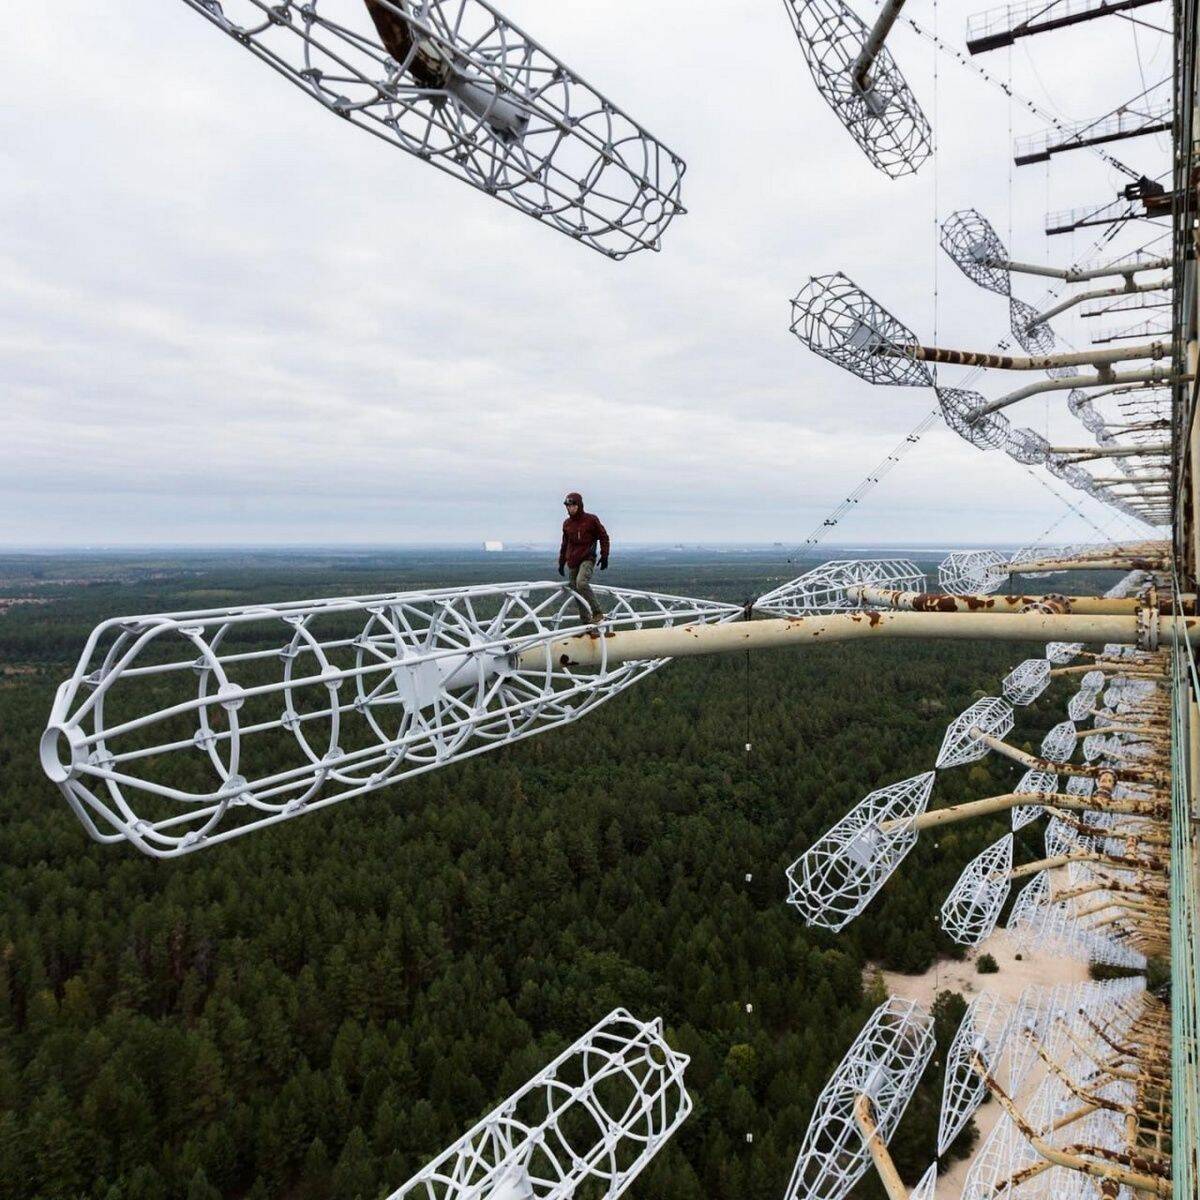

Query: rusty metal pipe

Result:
[999,256,1172,284]
[971,1055,1171,1196]
[973,368,1183,417]
[1005,557,1168,572]
[513,612,1200,674]
[972,731,1169,786]
[1051,444,1171,463]
[849,586,1171,615]
[877,791,1164,834]
[891,341,1168,371]
[851,1095,910,1200]
[1030,278,1171,328]
[849,0,909,91]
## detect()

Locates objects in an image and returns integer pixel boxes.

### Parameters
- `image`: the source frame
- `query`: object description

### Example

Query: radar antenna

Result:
[180,0,686,258]
[41,581,738,856]
[388,1008,691,1200]
[780,0,931,177]
[784,997,935,1200]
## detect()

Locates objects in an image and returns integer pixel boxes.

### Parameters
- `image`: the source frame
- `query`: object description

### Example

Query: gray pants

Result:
[567,560,603,621]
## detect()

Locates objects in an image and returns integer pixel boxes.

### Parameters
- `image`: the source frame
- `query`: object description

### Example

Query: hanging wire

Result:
[744,650,753,757]
[932,0,940,392]
[871,1,1146,180]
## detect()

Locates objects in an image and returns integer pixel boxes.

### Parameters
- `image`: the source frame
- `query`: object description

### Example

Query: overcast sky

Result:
[1,1,1172,547]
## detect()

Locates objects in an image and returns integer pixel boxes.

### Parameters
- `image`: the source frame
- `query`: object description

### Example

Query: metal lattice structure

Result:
[1002,658,1053,706]
[781,0,932,178]
[938,992,1014,1154]
[958,1091,1046,1200]
[19,0,1197,1192]
[939,550,1010,596]
[1067,674,1104,722]
[389,1008,691,1200]
[1065,774,1096,800]
[909,1163,937,1200]
[1045,640,1085,664]
[179,0,686,259]
[1008,295,1056,355]
[789,274,933,387]
[939,833,1014,945]
[1011,767,1058,830]
[41,581,739,857]
[1006,868,1053,951]
[1002,424,1052,466]
[936,388,1013,451]
[935,697,1015,768]
[785,772,936,929]
[783,997,935,1200]
[1039,719,1079,763]
[940,209,1061,352]
[940,208,1012,295]
[757,558,925,616]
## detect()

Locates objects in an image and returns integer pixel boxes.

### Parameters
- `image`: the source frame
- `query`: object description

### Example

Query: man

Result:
[558,492,610,624]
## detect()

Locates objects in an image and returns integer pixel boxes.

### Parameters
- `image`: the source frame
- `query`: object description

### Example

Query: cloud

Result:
[1,0,1168,546]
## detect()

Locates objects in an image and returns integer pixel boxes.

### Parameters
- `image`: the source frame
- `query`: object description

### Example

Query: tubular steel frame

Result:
[781,0,932,177]
[389,1008,692,1200]
[42,581,739,857]
[180,0,686,259]
[783,997,935,1200]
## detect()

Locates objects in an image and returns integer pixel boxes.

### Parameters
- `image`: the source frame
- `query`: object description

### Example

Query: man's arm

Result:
[558,526,568,575]
[595,517,610,568]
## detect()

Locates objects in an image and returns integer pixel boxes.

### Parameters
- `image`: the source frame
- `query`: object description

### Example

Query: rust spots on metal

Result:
[865,610,883,627]
[908,593,964,612]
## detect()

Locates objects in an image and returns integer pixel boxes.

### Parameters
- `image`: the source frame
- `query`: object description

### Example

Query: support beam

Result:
[1050,444,1171,464]
[972,1056,1171,1195]
[850,0,909,91]
[513,611,1199,672]
[1000,256,1171,284]
[971,368,1181,418]
[849,586,1175,615]
[879,791,1166,833]
[852,1095,911,1200]
[967,0,1167,55]
[894,341,1168,372]
[1029,278,1171,329]
[973,731,1168,785]
[1015,105,1174,166]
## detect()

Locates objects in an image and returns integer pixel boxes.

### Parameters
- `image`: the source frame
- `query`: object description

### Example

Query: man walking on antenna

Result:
[558,492,610,625]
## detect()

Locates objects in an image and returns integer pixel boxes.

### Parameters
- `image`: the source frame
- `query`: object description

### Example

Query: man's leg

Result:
[567,562,593,622]
[573,560,604,621]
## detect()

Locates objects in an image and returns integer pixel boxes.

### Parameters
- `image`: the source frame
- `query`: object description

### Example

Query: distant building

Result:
[483,540,504,552]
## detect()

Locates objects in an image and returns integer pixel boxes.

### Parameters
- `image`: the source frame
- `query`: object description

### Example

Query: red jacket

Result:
[559,493,610,570]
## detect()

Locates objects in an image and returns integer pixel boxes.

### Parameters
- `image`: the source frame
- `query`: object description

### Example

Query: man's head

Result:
[563,491,583,514]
